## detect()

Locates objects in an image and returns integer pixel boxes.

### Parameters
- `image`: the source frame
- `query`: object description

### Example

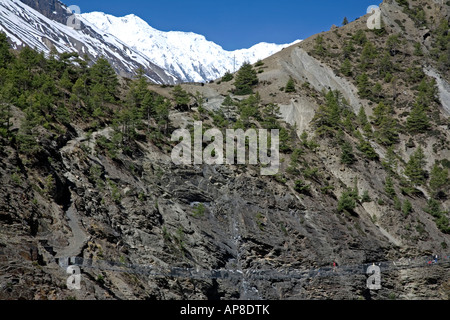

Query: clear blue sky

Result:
[71,0,382,50]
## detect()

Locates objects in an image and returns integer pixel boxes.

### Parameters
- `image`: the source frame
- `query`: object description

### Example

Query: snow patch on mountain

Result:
[81,12,301,83]
[0,0,178,84]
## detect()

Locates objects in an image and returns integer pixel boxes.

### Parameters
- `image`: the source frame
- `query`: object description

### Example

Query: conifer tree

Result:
[405,146,427,186]
[429,163,449,198]
[406,102,430,134]
[171,85,191,109]
[341,141,356,165]
[341,58,352,76]
[384,176,396,197]
[128,68,150,109]
[314,35,326,57]
[360,41,377,70]
[234,62,258,95]
[356,73,370,98]
[0,32,13,69]
[222,71,234,82]
[89,57,118,102]
[285,77,296,93]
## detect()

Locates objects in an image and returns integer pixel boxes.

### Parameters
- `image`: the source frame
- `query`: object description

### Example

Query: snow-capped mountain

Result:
[0,0,178,84]
[81,12,301,83]
[0,0,300,84]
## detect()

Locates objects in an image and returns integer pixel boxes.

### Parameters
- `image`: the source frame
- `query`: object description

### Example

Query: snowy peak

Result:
[0,0,179,84]
[0,0,300,84]
[81,11,301,83]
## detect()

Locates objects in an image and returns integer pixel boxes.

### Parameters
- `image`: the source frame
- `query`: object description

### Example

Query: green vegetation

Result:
[429,163,449,199]
[406,102,430,134]
[337,189,357,214]
[193,203,206,218]
[285,77,296,93]
[340,58,352,77]
[384,176,396,197]
[424,198,450,234]
[313,35,326,57]
[171,85,191,109]
[340,141,356,165]
[234,62,258,95]
[402,199,412,216]
[404,147,427,186]
[222,71,234,82]
[312,90,354,137]
[294,180,311,196]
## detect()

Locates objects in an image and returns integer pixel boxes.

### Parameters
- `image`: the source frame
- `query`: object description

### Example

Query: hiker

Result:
[333,261,337,272]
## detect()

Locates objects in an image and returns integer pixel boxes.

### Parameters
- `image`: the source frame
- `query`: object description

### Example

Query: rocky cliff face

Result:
[1,0,450,300]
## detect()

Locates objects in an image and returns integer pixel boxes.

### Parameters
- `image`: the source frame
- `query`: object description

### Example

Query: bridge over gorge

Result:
[58,253,450,283]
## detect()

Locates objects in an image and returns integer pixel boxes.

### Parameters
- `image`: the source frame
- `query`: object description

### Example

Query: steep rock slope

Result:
[0,0,449,301]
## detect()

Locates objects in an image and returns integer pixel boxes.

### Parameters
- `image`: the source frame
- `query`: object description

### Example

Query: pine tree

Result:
[360,41,378,70]
[382,146,398,174]
[386,34,401,56]
[171,85,191,109]
[222,95,234,119]
[384,176,396,197]
[341,141,356,165]
[314,35,326,57]
[59,69,73,92]
[312,90,344,136]
[0,32,13,69]
[414,42,423,56]
[356,73,370,98]
[342,40,355,59]
[406,102,430,134]
[238,93,261,126]
[89,57,118,102]
[338,189,357,213]
[222,71,234,82]
[0,102,11,138]
[285,77,296,93]
[340,59,352,76]
[261,103,281,129]
[429,163,449,198]
[358,138,378,160]
[154,97,171,135]
[377,52,393,77]
[342,17,349,26]
[141,91,155,131]
[372,102,399,146]
[405,147,427,186]
[352,30,367,46]
[234,62,258,95]
[128,68,150,109]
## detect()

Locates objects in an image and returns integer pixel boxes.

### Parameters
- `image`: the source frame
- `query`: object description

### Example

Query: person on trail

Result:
[333,262,337,272]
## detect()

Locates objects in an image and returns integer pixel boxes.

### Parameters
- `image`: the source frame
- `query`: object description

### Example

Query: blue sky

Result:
[71,0,382,50]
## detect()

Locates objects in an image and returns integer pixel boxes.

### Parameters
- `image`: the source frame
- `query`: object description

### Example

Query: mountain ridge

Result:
[80,11,301,83]
[0,0,179,83]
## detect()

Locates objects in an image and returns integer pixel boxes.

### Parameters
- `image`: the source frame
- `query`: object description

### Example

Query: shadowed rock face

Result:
[19,0,71,24]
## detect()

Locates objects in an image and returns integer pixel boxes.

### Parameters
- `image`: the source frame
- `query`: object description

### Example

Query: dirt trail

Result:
[55,195,89,259]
